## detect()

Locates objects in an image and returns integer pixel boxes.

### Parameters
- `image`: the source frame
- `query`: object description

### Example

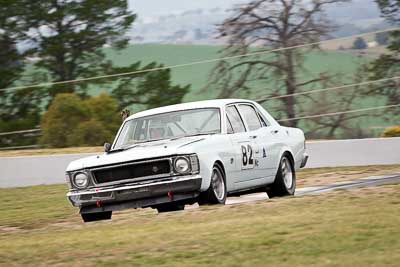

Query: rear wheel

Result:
[267,155,296,198]
[156,203,185,213]
[198,165,227,205]
[81,211,112,223]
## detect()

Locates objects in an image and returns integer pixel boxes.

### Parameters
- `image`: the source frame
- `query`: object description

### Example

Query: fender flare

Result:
[198,154,226,192]
[277,146,295,170]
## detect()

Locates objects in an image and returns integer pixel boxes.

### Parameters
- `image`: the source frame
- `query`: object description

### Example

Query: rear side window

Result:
[226,106,246,133]
[226,115,234,134]
[254,105,270,127]
[237,105,262,131]
[258,113,268,127]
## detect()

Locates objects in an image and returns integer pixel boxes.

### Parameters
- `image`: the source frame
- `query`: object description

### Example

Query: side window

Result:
[258,113,268,127]
[255,106,271,127]
[237,105,262,131]
[226,106,246,133]
[226,115,234,134]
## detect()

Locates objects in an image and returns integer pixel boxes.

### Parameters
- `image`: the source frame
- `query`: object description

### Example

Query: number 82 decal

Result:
[241,144,254,169]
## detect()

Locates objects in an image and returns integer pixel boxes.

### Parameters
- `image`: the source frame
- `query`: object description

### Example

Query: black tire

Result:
[81,211,112,223]
[266,154,296,198]
[156,203,185,213]
[198,164,227,205]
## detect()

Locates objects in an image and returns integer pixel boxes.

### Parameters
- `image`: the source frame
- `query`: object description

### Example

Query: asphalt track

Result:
[226,173,400,205]
[1,137,400,187]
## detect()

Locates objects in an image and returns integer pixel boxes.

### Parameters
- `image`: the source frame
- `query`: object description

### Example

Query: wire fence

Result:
[1,28,400,149]
[2,73,399,138]
[0,27,399,93]
[0,145,41,151]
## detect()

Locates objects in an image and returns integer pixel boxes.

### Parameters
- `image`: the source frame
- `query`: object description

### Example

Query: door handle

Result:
[271,130,279,134]
[249,135,257,139]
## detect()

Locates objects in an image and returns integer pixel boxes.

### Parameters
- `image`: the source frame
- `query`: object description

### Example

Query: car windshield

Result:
[113,108,221,150]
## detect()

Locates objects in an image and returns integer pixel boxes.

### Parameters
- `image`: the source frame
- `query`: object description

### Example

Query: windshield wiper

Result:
[132,138,167,144]
[109,139,167,153]
[169,132,218,141]
[109,144,138,153]
[111,133,217,152]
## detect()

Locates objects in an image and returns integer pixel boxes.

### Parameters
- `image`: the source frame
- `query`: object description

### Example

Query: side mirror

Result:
[104,142,111,153]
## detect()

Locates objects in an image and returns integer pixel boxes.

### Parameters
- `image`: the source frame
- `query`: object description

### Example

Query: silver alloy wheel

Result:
[211,167,225,201]
[281,157,293,189]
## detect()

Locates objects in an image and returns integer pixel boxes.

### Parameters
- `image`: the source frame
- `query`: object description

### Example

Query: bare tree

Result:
[208,0,348,127]
[302,64,373,139]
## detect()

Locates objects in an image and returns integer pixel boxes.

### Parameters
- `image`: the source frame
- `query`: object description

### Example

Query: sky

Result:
[128,0,246,16]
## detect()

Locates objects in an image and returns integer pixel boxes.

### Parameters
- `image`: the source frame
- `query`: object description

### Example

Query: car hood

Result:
[66,136,207,172]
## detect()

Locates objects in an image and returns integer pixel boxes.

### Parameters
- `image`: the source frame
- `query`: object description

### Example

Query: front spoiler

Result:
[66,175,202,213]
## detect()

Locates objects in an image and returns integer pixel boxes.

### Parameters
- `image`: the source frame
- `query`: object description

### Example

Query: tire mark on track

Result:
[226,174,400,205]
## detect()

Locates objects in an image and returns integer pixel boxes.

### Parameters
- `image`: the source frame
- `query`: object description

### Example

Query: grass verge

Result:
[297,164,400,187]
[0,146,103,157]
[0,178,399,266]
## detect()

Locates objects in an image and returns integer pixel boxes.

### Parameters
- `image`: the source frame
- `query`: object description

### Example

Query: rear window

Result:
[226,106,246,133]
[237,105,262,131]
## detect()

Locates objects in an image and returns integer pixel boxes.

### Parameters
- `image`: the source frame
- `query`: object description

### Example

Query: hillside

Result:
[128,0,386,45]
[100,44,394,138]
[104,44,365,101]
[17,44,395,138]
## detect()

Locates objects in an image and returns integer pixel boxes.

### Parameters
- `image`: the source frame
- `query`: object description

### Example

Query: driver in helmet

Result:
[149,120,166,140]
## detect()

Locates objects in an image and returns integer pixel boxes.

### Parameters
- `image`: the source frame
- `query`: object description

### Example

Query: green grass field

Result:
[1,166,400,266]
[18,44,397,138]
[103,44,366,101]
[102,44,396,136]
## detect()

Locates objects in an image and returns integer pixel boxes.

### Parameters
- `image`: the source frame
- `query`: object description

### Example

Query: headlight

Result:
[73,172,89,189]
[174,157,190,174]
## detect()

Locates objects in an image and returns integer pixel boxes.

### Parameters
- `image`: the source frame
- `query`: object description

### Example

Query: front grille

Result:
[92,160,171,184]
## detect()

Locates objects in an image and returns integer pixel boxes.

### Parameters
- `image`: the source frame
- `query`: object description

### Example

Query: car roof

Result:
[126,99,254,120]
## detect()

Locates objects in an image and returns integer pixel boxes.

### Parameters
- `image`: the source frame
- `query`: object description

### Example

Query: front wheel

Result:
[267,155,296,198]
[198,165,227,205]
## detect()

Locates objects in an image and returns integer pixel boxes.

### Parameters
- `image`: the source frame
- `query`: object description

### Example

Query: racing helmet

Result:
[149,120,167,139]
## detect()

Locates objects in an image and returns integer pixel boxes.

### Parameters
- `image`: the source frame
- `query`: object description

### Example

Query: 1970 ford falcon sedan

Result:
[66,99,308,222]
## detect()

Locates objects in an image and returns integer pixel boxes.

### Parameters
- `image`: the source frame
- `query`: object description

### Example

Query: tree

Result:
[0,38,22,90]
[0,0,26,88]
[67,119,112,147]
[110,63,190,110]
[84,93,121,134]
[207,0,347,127]
[0,1,27,111]
[376,32,390,45]
[0,1,45,148]
[41,93,121,147]
[40,93,90,147]
[18,0,189,110]
[302,65,372,139]
[352,37,368,49]
[370,0,400,107]
[21,0,136,99]
[1,0,190,148]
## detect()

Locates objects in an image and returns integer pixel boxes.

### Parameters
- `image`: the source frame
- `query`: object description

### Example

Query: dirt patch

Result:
[0,226,21,233]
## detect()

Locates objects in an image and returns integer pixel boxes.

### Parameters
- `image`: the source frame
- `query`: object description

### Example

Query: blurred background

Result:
[1,2,400,266]
[0,0,399,151]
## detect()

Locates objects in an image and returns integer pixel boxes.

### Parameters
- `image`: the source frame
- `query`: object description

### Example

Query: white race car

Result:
[66,99,308,222]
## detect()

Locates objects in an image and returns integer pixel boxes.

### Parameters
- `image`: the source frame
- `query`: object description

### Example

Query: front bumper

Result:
[300,153,309,168]
[67,175,202,213]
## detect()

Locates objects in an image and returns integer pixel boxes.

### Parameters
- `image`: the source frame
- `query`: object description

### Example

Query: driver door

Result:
[226,105,259,191]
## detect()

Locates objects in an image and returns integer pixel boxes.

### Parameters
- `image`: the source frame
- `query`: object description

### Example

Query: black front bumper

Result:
[66,175,202,214]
